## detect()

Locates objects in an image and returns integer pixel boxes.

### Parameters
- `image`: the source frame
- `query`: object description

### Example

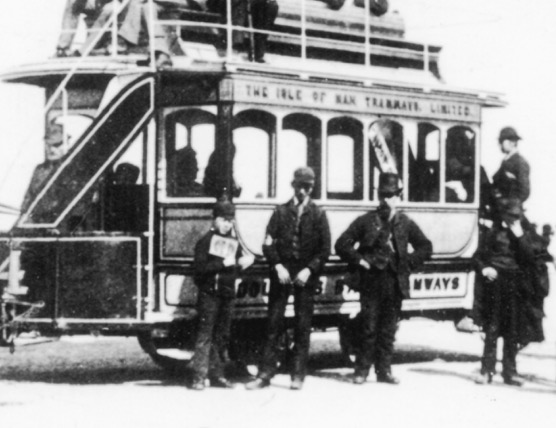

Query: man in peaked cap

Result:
[492,126,530,207]
[335,172,432,385]
[21,123,69,214]
[246,166,330,391]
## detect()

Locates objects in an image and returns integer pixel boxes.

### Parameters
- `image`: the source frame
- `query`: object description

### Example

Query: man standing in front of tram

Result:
[245,167,330,391]
[335,172,432,385]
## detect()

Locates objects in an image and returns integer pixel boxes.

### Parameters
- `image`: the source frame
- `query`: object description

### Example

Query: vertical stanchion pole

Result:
[301,0,307,61]
[364,0,371,68]
[226,0,233,60]
[424,43,430,74]
[111,0,119,57]
[148,0,156,70]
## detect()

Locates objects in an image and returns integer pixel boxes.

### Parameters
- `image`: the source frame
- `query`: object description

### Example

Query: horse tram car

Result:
[0,0,505,370]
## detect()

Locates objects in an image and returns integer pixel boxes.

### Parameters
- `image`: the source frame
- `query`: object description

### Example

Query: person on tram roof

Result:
[56,0,117,57]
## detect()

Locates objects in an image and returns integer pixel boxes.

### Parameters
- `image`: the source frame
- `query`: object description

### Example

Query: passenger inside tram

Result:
[445,127,475,203]
[168,145,205,197]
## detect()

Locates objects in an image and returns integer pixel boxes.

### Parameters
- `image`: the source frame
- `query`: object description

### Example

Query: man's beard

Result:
[378,202,391,220]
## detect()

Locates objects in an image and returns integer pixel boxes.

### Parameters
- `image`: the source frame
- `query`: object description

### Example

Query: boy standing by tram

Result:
[189,199,254,391]
[245,167,330,391]
[335,172,432,385]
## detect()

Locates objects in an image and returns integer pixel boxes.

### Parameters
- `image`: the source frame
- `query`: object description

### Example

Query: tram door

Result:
[8,76,155,322]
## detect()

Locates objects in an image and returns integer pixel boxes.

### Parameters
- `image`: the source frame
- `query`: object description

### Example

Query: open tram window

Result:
[368,119,404,200]
[327,117,363,200]
[233,110,276,200]
[445,126,476,203]
[165,109,216,198]
[408,123,440,202]
[280,114,322,200]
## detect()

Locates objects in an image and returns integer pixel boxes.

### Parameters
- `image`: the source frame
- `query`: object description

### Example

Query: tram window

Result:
[233,110,276,200]
[408,123,440,202]
[327,117,363,200]
[368,119,404,199]
[281,114,321,200]
[445,126,476,203]
[165,109,215,197]
[48,113,94,152]
[103,132,147,232]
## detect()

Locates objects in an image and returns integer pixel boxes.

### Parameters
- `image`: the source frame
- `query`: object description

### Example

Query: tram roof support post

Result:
[301,0,307,61]
[364,0,371,68]
[226,0,233,61]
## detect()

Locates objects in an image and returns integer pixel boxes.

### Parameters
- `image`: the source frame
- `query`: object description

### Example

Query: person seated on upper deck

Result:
[105,0,210,67]
[353,0,389,16]
[56,0,118,57]
[207,0,278,63]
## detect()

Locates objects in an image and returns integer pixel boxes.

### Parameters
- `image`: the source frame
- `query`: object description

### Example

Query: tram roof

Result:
[0,54,505,108]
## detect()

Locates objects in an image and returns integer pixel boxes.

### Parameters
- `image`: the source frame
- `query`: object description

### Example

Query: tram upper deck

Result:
[3,0,445,87]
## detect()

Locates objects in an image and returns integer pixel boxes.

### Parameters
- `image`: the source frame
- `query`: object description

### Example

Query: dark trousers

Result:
[356,269,401,377]
[481,270,520,378]
[189,291,234,380]
[259,266,315,381]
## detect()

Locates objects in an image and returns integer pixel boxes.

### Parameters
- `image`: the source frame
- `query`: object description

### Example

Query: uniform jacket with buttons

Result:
[263,198,330,275]
[335,210,432,299]
[492,152,530,203]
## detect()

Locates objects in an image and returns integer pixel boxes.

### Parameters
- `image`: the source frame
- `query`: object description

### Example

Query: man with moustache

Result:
[335,172,432,385]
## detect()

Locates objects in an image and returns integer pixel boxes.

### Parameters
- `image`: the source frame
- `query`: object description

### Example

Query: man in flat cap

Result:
[335,172,432,385]
[246,166,330,390]
[492,126,530,207]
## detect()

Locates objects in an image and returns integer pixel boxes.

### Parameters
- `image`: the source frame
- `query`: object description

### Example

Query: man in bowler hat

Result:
[246,167,330,390]
[335,172,432,384]
[492,126,530,206]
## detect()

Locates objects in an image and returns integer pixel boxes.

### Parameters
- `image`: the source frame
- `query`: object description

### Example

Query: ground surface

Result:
[1,269,555,428]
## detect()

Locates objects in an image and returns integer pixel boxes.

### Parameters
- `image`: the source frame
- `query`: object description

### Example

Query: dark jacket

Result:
[335,210,432,299]
[492,152,530,203]
[263,198,330,275]
[474,223,548,344]
[194,229,242,298]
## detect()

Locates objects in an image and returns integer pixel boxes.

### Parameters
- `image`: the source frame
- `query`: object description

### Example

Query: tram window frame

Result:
[368,119,404,201]
[232,109,277,201]
[408,122,441,203]
[326,117,363,201]
[160,106,218,201]
[281,113,322,201]
[444,125,477,205]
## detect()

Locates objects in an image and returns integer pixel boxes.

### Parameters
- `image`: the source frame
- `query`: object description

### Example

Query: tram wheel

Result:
[137,323,196,374]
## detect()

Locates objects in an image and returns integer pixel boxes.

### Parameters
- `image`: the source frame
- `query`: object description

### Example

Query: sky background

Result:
[0,0,555,225]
